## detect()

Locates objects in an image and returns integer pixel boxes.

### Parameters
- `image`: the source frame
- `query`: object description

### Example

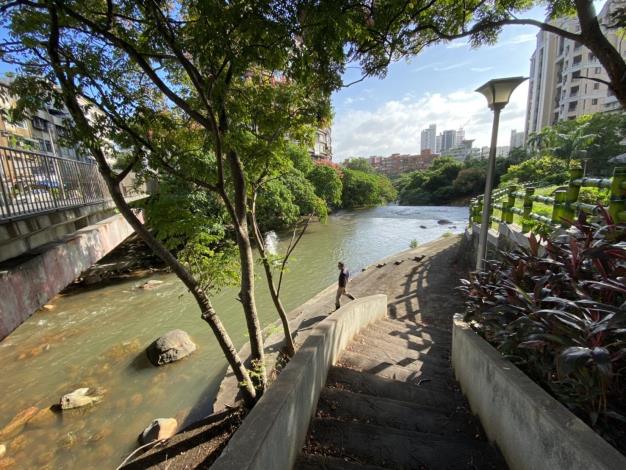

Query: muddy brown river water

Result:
[0,205,468,469]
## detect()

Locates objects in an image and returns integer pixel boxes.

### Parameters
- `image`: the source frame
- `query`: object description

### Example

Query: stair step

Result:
[382,317,453,337]
[309,418,506,470]
[368,321,451,348]
[337,350,454,387]
[348,335,450,370]
[357,328,449,355]
[326,366,459,408]
[317,388,480,437]
[295,453,390,470]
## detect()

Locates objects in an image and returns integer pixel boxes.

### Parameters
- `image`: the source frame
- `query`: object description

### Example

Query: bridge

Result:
[0,146,149,339]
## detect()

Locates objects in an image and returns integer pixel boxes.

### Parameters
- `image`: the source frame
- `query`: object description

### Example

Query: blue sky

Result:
[330,9,548,161]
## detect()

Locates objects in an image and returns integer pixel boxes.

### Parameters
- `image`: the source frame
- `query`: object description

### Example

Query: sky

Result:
[329,9,550,162]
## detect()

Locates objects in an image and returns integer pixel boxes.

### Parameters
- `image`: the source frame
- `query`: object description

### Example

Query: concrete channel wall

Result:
[0,211,141,340]
[452,315,626,470]
[211,294,388,470]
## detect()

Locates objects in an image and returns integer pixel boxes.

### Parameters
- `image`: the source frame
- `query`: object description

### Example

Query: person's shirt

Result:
[338,268,350,288]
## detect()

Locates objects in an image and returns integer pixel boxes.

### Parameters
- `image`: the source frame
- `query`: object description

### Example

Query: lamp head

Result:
[476,76,527,111]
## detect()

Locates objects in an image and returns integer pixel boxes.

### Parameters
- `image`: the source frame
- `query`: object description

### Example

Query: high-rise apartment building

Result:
[435,134,442,153]
[525,0,625,137]
[420,124,437,152]
[510,129,525,149]
[441,129,457,153]
[455,128,465,147]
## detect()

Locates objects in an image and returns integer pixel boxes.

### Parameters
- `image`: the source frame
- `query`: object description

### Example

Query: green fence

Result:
[469,165,626,232]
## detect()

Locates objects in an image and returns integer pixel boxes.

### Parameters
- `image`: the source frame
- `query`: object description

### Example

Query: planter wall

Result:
[452,315,626,470]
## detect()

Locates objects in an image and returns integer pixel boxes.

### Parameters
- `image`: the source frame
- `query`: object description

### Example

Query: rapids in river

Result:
[0,205,468,469]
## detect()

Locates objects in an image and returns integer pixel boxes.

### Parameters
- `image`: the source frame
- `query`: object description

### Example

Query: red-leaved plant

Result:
[460,208,626,452]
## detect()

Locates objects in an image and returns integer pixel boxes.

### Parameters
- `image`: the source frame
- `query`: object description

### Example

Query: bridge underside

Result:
[0,210,142,340]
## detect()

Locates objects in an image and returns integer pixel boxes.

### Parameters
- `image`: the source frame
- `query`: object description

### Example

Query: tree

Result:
[308,164,343,207]
[453,168,485,196]
[344,157,375,173]
[341,169,396,208]
[1,0,338,402]
[307,1,626,107]
[501,155,569,185]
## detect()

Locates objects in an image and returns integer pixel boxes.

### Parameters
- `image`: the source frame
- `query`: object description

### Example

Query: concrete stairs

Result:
[297,318,507,470]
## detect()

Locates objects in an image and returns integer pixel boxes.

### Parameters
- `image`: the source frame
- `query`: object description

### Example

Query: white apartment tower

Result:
[510,129,525,149]
[525,0,625,138]
[420,124,437,152]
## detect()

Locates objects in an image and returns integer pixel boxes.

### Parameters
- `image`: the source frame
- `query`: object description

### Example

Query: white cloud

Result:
[446,40,470,49]
[506,33,537,45]
[331,82,529,161]
[470,66,494,72]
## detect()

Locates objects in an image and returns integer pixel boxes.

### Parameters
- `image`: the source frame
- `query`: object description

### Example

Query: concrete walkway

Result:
[296,237,507,469]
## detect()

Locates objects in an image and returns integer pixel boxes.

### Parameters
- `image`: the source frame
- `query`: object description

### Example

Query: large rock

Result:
[146,330,197,366]
[437,219,452,225]
[60,388,103,410]
[0,407,39,439]
[139,418,178,444]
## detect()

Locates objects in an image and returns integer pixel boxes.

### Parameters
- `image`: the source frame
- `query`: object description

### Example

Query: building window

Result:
[592,98,598,105]
[568,101,577,112]
[594,82,600,90]
[573,55,582,65]
[570,86,579,96]
[572,71,581,80]
[9,120,27,129]
[31,116,48,130]
[588,52,595,61]
[595,67,602,74]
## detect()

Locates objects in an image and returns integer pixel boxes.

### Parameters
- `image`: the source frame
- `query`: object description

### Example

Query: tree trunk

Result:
[45,22,258,404]
[250,203,296,358]
[576,0,626,108]
[226,151,267,393]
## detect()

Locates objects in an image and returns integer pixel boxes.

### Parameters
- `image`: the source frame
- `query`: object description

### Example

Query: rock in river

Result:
[60,388,103,410]
[139,418,178,444]
[146,330,197,366]
[0,407,39,439]
[437,219,452,225]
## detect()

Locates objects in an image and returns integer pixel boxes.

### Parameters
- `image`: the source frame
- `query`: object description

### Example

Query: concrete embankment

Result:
[0,211,141,339]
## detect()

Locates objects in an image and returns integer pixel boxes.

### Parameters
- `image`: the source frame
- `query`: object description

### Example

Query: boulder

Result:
[60,388,103,410]
[0,407,39,440]
[437,219,452,225]
[419,225,427,229]
[0,444,5,458]
[139,418,178,444]
[146,330,197,366]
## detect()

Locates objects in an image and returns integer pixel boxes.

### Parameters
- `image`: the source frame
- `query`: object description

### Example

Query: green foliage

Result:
[500,155,569,186]
[256,169,327,232]
[341,168,397,209]
[287,143,314,175]
[529,112,626,176]
[344,157,375,173]
[578,187,610,205]
[409,239,419,248]
[452,167,485,195]
[308,164,343,207]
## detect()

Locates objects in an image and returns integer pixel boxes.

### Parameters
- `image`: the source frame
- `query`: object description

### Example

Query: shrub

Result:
[500,155,569,186]
[459,209,626,452]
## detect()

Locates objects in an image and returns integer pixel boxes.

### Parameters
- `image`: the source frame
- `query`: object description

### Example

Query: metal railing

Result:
[469,165,626,231]
[0,146,143,222]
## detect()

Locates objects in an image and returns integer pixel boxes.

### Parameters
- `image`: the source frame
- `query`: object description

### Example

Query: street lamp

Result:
[475,76,527,271]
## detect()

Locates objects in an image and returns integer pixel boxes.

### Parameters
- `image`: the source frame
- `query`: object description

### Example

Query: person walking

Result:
[335,261,356,310]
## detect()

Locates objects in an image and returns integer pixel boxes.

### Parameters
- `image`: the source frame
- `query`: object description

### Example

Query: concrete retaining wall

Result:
[0,211,141,340]
[452,315,626,470]
[211,294,388,470]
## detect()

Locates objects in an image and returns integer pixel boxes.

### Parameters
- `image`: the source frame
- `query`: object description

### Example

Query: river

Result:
[0,205,468,469]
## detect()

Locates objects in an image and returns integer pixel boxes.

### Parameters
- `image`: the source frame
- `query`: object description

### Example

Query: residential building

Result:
[369,150,437,177]
[447,139,475,161]
[0,80,88,160]
[435,134,443,153]
[441,129,457,153]
[510,129,525,149]
[310,127,332,161]
[420,124,437,152]
[480,146,511,159]
[525,0,625,137]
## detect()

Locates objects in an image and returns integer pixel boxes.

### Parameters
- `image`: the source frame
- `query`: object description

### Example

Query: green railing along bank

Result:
[469,165,626,231]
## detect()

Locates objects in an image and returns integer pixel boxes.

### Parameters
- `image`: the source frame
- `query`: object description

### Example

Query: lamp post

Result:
[475,76,527,271]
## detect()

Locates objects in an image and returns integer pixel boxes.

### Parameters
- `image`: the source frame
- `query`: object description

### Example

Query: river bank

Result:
[0,205,468,469]
[124,235,467,468]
